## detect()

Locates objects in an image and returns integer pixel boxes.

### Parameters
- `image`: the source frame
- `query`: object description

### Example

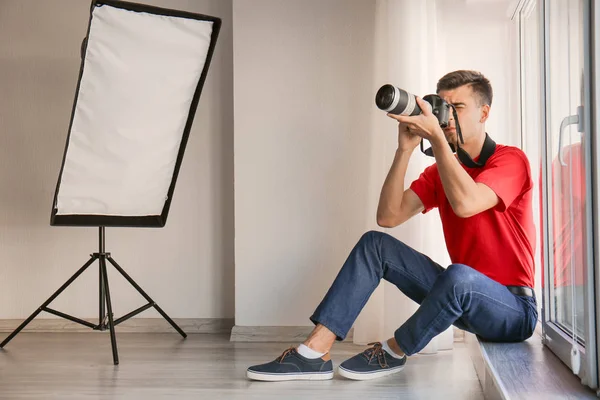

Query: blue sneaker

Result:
[338,342,407,380]
[246,347,334,381]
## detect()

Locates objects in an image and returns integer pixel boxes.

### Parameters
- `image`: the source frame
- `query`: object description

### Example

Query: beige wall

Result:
[233,0,378,326]
[0,0,234,319]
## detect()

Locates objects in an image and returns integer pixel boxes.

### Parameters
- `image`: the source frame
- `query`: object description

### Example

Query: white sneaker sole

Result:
[246,370,334,382]
[338,364,405,381]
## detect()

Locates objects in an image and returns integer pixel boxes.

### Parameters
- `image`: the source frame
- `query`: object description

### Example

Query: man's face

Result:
[437,84,489,144]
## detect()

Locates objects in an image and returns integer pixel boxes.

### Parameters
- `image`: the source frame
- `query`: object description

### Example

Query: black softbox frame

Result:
[50,0,222,227]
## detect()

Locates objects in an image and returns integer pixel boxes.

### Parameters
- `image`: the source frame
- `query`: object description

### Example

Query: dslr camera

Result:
[374,84,496,169]
[375,84,451,128]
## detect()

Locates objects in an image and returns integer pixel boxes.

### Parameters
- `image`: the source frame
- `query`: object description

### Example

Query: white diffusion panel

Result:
[56,4,213,217]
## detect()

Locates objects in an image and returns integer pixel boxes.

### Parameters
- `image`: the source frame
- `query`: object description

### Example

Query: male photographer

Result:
[247,70,538,381]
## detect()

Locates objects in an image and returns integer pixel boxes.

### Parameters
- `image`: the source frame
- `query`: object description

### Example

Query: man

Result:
[247,70,538,381]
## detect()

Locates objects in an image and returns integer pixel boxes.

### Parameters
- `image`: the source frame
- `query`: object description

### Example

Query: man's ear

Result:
[480,104,490,123]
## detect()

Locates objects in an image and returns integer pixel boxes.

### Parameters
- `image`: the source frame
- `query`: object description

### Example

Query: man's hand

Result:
[387,97,445,144]
[394,122,422,152]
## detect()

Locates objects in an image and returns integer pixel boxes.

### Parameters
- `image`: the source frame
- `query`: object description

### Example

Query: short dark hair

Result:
[436,70,493,107]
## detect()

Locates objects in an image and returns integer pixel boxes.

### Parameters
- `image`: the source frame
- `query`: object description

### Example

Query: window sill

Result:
[465,327,597,399]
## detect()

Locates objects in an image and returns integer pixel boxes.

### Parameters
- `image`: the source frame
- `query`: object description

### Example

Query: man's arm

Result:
[389,96,499,219]
[377,149,425,228]
[429,135,498,218]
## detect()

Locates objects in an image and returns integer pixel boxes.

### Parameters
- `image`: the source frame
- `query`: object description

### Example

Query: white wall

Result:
[234,0,522,329]
[0,0,234,320]
[233,0,377,326]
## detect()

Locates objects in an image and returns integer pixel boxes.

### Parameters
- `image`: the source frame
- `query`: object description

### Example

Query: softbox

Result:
[51,0,221,227]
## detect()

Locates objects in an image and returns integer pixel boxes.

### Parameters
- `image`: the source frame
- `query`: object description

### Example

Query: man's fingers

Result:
[387,113,411,124]
[387,113,424,134]
[416,97,432,116]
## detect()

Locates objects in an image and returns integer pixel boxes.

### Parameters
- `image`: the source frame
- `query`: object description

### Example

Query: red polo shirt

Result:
[410,144,536,288]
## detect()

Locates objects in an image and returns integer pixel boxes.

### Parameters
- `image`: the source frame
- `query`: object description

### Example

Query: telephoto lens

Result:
[375,84,422,116]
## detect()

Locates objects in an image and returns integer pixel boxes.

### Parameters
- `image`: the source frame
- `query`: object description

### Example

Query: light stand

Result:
[1,227,186,364]
[1,0,220,365]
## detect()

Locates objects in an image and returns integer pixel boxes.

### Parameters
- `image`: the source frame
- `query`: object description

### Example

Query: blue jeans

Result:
[310,231,538,356]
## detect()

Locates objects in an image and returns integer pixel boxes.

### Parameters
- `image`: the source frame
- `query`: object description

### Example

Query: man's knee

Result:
[439,264,478,291]
[353,231,392,274]
[430,264,479,309]
[358,230,396,247]
[358,230,383,247]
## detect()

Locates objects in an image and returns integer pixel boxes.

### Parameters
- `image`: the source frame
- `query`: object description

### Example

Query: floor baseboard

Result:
[0,318,234,334]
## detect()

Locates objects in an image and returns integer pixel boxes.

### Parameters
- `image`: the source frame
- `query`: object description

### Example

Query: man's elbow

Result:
[376,215,401,228]
[377,219,395,228]
[453,202,478,218]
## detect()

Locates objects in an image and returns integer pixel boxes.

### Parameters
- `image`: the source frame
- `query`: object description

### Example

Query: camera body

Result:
[375,84,451,128]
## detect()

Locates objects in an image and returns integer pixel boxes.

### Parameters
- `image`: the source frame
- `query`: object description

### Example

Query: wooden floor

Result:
[0,333,483,399]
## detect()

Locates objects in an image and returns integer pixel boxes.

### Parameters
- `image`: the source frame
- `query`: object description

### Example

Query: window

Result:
[517,0,599,390]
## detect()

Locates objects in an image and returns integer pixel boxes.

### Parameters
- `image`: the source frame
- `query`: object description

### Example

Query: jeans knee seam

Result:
[382,257,430,290]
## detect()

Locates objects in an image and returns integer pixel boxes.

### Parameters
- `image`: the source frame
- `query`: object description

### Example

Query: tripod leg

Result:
[99,263,106,329]
[99,226,106,329]
[100,257,119,365]
[1,255,98,348]
[106,257,187,338]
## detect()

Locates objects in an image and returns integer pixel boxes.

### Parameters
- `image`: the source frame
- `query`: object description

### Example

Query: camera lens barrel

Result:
[375,84,421,116]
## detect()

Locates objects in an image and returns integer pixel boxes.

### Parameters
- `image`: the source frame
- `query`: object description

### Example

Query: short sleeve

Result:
[475,148,532,212]
[409,164,439,214]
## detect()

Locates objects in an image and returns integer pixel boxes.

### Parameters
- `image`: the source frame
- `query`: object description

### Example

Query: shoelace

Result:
[276,347,297,363]
[362,342,389,368]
